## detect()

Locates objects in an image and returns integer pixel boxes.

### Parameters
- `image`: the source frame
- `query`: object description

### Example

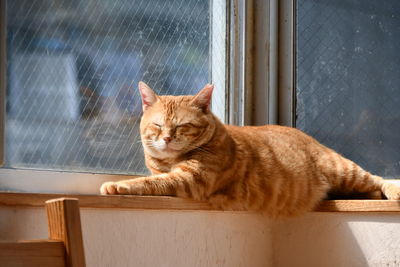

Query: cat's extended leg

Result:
[332,163,400,200]
[100,170,209,200]
[349,174,400,200]
[318,150,400,200]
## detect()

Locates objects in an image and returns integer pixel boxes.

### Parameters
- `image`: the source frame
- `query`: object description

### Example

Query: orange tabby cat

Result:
[100,82,400,217]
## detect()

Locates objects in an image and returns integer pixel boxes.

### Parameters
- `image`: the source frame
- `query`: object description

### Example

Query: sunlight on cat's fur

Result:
[100,82,400,217]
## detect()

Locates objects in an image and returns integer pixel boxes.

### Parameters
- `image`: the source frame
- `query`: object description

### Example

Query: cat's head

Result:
[138,82,217,159]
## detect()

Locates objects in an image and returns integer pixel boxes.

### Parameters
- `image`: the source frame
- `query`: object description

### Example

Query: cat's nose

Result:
[163,137,172,144]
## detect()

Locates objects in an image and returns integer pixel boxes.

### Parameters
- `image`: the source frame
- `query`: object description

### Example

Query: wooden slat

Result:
[46,198,86,267]
[0,192,399,212]
[0,240,65,267]
[315,199,400,212]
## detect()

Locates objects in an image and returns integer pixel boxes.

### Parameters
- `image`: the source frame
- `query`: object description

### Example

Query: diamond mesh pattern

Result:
[6,0,211,174]
[296,0,400,177]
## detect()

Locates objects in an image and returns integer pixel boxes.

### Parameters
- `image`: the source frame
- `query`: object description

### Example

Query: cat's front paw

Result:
[100,181,131,195]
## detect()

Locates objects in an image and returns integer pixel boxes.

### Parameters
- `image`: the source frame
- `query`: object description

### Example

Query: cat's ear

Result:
[192,84,214,112]
[138,81,158,111]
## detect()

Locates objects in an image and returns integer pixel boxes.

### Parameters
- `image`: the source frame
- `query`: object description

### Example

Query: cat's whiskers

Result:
[143,140,157,149]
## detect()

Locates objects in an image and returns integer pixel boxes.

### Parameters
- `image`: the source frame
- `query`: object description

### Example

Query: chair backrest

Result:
[0,198,86,267]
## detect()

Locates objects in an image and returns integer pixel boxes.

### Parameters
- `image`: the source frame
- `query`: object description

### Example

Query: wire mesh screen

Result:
[296,0,400,178]
[5,0,211,174]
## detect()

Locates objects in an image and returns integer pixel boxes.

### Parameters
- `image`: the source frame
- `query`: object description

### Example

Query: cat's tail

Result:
[317,148,400,200]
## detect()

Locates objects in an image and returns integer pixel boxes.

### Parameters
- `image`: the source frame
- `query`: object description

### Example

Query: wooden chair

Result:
[0,198,86,267]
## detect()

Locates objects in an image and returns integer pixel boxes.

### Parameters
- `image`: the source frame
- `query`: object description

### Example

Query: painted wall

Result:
[273,212,400,267]
[1,207,400,267]
[0,207,272,267]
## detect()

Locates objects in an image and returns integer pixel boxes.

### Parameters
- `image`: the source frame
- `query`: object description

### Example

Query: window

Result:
[0,0,230,192]
[1,0,228,175]
[295,0,400,178]
[2,0,396,195]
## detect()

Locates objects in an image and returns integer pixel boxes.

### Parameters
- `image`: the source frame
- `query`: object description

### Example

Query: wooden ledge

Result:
[316,199,400,212]
[0,192,213,210]
[0,192,399,212]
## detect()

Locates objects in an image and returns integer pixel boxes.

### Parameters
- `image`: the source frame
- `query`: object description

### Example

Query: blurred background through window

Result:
[296,0,400,178]
[6,0,211,174]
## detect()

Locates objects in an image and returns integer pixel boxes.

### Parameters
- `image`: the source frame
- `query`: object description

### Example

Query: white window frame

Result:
[278,0,295,127]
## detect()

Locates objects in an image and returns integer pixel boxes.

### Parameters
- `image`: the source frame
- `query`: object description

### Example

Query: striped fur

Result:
[100,82,400,217]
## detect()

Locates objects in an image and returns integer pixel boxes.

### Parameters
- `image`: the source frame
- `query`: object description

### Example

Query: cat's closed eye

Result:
[176,123,195,128]
[152,123,162,128]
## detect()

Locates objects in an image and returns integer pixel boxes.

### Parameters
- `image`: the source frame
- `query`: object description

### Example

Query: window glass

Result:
[6,0,210,174]
[296,0,400,177]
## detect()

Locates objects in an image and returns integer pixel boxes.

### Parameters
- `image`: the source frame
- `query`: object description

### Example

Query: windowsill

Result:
[0,192,399,212]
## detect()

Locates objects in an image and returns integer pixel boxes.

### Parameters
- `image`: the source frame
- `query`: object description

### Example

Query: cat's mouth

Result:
[161,146,180,153]
[152,142,180,153]
[147,139,182,154]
